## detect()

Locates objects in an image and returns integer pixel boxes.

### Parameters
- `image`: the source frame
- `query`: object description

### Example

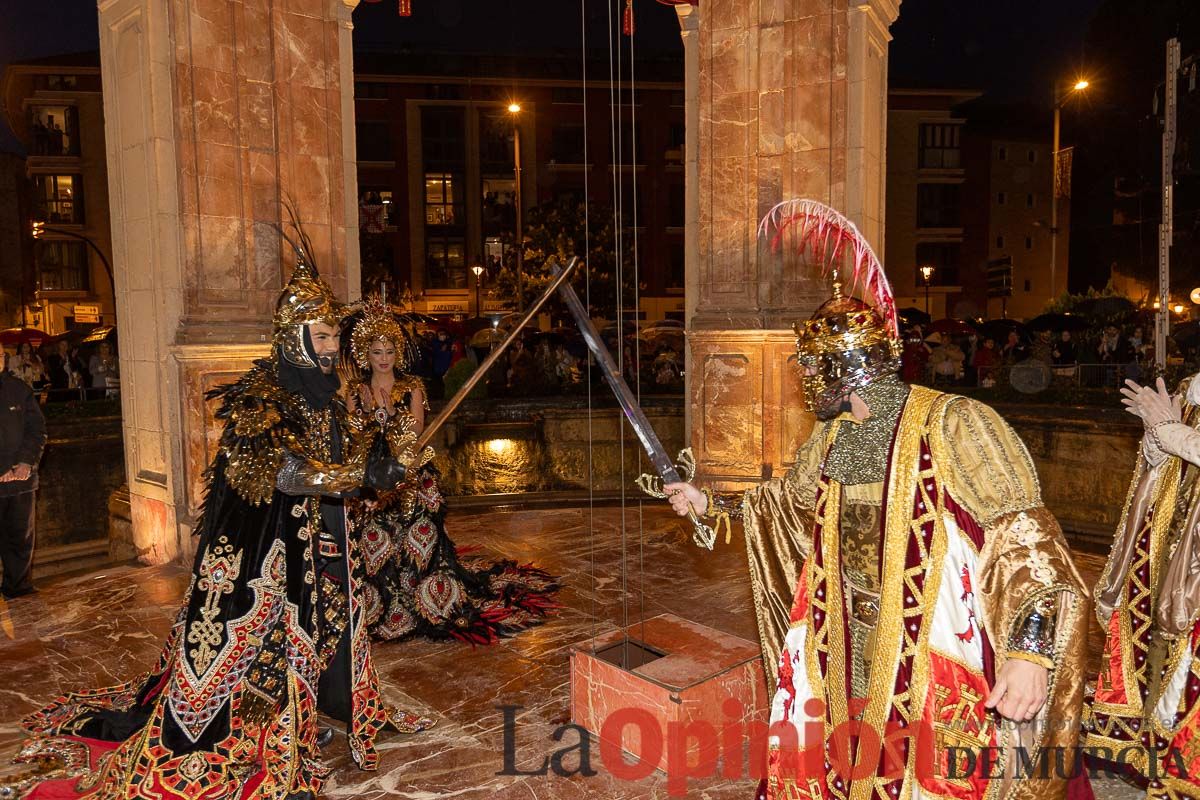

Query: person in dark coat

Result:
[0,356,47,598]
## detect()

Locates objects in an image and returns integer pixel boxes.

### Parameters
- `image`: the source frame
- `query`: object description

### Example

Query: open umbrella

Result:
[898,307,931,327]
[468,328,504,349]
[463,317,495,335]
[928,318,976,337]
[1026,313,1090,332]
[1172,321,1200,348]
[0,328,49,348]
[397,311,438,325]
[977,319,1026,342]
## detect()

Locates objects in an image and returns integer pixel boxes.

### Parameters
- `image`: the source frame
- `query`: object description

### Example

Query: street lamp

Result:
[1051,77,1090,305]
[471,263,484,318]
[920,264,934,316]
[507,101,524,312]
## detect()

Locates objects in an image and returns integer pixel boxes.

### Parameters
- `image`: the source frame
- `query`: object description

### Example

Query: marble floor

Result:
[0,504,1131,799]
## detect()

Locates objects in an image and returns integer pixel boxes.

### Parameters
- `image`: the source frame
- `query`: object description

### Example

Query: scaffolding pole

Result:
[1157,37,1180,373]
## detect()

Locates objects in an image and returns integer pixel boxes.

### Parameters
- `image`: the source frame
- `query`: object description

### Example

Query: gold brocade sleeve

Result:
[934,396,1089,800]
[741,421,828,689]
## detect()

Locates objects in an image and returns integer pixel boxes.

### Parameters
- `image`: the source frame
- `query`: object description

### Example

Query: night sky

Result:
[0,0,1110,112]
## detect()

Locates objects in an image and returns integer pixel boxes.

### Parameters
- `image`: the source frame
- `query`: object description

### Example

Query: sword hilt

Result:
[636,448,716,550]
[685,508,717,550]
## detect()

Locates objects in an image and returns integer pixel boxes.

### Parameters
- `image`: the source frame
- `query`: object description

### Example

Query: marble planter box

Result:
[569,613,768,776]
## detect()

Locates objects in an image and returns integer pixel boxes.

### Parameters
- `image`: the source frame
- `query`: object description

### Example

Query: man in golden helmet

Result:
[12,236,426,800]
[665,200,1088,800]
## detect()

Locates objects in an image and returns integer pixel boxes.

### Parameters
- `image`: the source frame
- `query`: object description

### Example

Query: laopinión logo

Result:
[495,701,1192,796]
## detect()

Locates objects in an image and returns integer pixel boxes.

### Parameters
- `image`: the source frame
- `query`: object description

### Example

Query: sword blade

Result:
[415,256,579,453]
[550,264,680,484]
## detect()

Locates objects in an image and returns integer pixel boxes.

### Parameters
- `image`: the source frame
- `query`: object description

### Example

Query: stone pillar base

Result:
[688,330,814,488]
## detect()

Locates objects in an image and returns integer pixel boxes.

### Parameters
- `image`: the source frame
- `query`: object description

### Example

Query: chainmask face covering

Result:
[274,258,345,369]
[793,284,902,414]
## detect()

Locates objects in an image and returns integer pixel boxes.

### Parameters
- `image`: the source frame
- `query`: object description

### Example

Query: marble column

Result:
[682,0,900,488]
[97,0,361,563]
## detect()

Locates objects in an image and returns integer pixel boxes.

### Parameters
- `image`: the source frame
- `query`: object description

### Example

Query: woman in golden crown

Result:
[664,200,1089,800]
[5,229,431,800]
[341,295,559,645]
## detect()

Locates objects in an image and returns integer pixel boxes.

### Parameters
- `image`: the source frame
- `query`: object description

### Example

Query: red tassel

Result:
[622,0,634,35]
[398,0,412,16]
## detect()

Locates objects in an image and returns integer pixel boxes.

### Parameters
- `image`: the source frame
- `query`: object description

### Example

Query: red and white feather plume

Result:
[758,199,899,337]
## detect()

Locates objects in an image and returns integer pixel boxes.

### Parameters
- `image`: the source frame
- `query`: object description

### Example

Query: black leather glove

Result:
[364,454,406,490]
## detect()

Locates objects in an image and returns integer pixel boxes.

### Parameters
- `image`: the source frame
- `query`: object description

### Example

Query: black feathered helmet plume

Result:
[274,205,346,368]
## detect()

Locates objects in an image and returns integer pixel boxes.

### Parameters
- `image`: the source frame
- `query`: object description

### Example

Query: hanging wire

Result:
[628,2,647,651]
[582,0,598,650]
[605,0,631,661]
[827,1,836,217]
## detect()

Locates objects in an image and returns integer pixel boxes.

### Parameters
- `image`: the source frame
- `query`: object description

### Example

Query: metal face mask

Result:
[794,286,901,413]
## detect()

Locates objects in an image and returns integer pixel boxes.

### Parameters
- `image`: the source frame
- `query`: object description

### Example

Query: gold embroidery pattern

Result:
[187,537,243,675]
[804,475,839,800]
[933,683,993,792]
[849,386,940,800]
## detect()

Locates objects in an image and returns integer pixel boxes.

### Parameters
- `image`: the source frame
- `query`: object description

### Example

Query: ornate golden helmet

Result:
[759,198,901,412]
[350,294,410,371]
[793,278,901,412]
[273,257,345,369]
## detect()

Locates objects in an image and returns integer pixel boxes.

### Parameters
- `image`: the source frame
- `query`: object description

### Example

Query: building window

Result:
[1025,236,1033,249]
[479,109,516,173]
[998,146,1007,161]
[356,121,392,162]
[359,186,397,228]
[916,183,962,228]
[551,123,586,164]
[1024,279,1032,292]
[1027,150,1037,163]
[47,74,77,90]
[425,237,466,290]
[997,191,1006,206]
[354,82,389,99]
[422,106,467,169]
[666,122,685,164]
[29,105,80,156]
[1026,193,1035,209]
[667,241,684,289]
[425,173,460,226]
[667,183,685,229]
[996,235,1005,249]
[551,87,584,104]
[36,240,89,291]
[918,123,961,169]
[33,174,83,224]
[915,242,960,286]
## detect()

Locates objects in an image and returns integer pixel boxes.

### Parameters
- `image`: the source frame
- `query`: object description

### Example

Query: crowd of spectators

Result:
[899,318,1160,390]
[406,322,685,402]
[4,338,119,402]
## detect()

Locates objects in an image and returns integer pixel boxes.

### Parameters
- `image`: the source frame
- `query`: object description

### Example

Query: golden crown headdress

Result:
[759,199,901,411]
[349,294,411,371]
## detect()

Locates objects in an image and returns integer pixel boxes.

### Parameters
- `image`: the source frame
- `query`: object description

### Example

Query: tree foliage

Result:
[493,196,637,317]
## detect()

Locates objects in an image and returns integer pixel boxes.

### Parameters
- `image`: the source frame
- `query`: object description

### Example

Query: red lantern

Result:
[623,0,634,35]
[399,0,412,15]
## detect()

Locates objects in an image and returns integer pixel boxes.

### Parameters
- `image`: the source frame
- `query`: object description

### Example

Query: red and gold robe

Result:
[1087,399,1200,797]
[742,386,1088,800]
